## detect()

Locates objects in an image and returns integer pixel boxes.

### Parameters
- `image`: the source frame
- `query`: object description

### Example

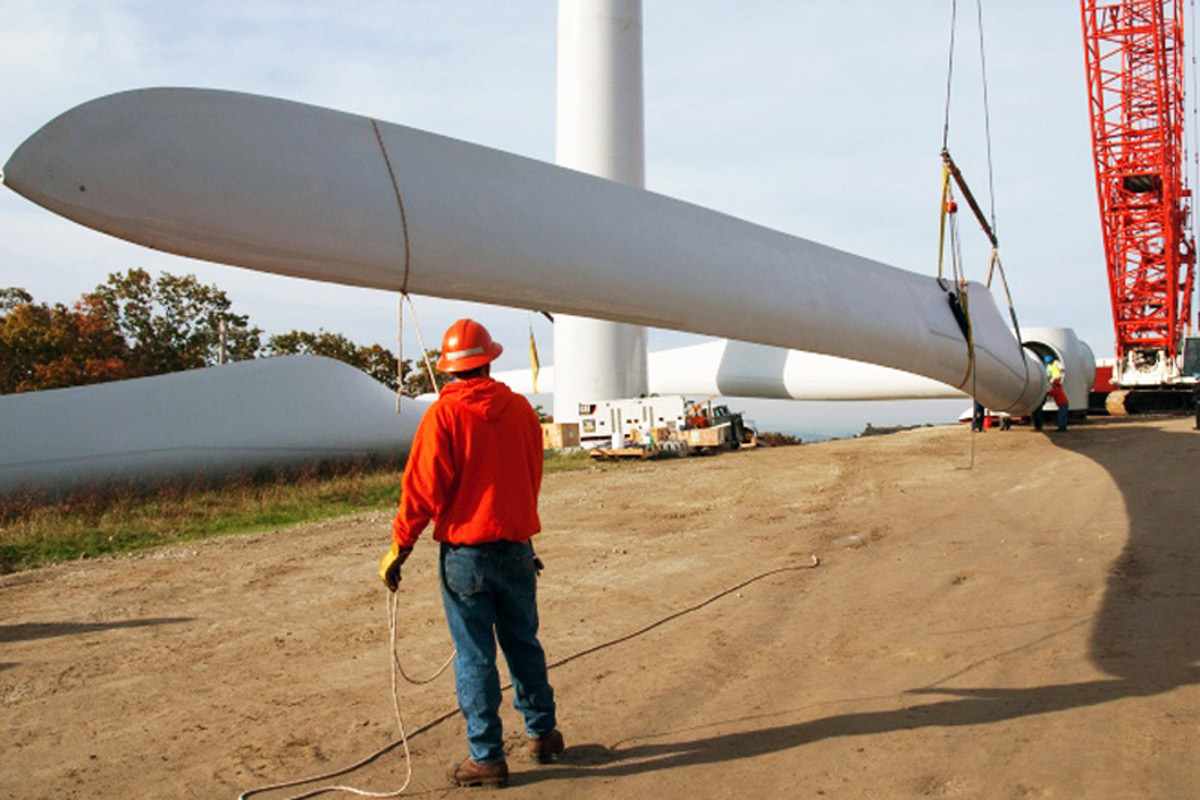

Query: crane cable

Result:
[939,0,1032,459]
[939,0,978,460]
[941,0,958,153]
[973,0,998,239]
[943,0,999,233]
[966,0,1025,350]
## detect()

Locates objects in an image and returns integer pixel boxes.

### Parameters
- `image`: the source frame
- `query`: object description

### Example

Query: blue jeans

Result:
[1056,405,1069,431]
[440,540,556,765]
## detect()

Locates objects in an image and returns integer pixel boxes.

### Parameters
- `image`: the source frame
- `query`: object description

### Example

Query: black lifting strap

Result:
[939,278,972,341]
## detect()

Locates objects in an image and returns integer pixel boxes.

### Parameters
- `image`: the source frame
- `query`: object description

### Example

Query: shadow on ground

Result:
[516,419,1200,784]
[0,617,193,644]
[1054,419,1200,686]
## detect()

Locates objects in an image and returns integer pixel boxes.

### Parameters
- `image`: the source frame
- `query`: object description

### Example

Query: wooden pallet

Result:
[587,447,654,461]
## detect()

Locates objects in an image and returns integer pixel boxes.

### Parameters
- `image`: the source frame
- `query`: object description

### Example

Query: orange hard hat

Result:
[436,318,503,372]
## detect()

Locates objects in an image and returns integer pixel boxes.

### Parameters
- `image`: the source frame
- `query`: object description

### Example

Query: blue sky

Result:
[0,2,1126,434]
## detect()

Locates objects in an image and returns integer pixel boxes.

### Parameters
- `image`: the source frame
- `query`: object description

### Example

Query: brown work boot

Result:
[446,757,509,788]
[526,730,565,763]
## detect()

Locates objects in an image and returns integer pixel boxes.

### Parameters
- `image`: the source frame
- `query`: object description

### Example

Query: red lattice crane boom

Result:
[1081,0,1196,383]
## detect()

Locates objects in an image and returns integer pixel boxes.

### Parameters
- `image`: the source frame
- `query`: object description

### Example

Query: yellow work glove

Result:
[379,543,413,592]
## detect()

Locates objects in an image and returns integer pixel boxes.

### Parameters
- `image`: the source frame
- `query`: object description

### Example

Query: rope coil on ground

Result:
[237,593,454,800]
[236,554,821,799]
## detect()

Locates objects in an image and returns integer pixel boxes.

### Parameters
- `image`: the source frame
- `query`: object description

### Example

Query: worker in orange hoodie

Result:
[379,318,562,788]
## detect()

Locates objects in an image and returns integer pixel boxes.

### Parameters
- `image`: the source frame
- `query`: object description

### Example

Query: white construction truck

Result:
[576,395,751,452]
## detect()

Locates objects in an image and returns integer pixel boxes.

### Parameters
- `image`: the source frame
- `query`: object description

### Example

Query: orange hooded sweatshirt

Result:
[392,377,543,548]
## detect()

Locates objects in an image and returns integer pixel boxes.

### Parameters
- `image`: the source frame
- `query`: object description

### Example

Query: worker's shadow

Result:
[521,419,1200,783]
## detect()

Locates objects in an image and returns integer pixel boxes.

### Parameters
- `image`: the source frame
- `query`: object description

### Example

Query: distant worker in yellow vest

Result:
[1046,356,1064,383]
[1042,355,1069,432]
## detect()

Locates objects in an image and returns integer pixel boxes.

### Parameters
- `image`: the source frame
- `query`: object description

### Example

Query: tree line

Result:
[0,269,443,396]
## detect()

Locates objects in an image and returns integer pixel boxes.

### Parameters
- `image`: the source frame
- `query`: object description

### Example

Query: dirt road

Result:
[3,417,1198,799]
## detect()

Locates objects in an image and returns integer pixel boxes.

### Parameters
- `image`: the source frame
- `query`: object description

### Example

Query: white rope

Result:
[395,295,403,413]
[236,555,821,799]
[238,117,454,794]
[404,294,440,397]
[396,293,443,412]
[236,594,454,800]
[367,117,412,416]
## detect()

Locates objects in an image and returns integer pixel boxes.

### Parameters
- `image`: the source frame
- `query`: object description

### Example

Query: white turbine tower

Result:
[552,0,649,423]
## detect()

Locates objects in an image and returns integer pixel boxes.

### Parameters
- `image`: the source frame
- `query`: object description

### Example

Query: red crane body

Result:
[1081,0,1196,376]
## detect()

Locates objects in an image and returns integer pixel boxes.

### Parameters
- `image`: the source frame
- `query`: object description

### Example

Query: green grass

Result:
[0,451,594,574]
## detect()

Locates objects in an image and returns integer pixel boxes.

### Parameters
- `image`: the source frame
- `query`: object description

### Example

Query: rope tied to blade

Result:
[369,118,440,411]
